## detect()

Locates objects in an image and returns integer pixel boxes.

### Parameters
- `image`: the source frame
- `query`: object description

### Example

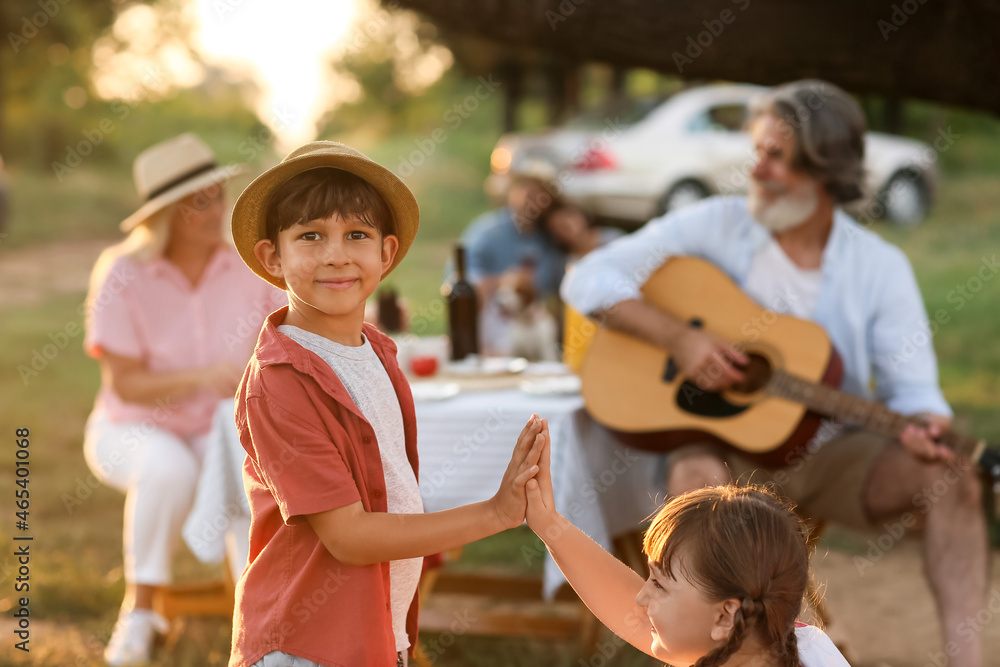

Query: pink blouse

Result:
[84,244,287,439]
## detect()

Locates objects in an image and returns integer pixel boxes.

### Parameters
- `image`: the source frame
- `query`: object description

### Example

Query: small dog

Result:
[492,269,560,362]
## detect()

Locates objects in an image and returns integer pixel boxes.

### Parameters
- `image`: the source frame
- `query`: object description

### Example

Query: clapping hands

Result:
[489,414,554,531]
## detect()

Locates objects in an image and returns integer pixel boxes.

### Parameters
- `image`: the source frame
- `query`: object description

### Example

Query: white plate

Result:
[524,362,571,375]
[409,382,461,402]
[519,375,582,396]
[445,356,529,376]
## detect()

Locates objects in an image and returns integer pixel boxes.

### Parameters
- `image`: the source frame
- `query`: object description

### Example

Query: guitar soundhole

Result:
[730,353,772,395]
[672,352,771,418]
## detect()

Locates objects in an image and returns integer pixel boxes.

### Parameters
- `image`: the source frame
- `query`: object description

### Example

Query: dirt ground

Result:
[813,538,1000,666]
[2,540,997,666]
[0,238,112,309]
[2,240,999,665]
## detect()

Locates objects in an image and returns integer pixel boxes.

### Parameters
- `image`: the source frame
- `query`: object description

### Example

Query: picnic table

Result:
[410,360,669,598]
[184,361,669,599]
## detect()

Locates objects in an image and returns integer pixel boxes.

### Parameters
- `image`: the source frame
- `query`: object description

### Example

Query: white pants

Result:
[83,409,205,585]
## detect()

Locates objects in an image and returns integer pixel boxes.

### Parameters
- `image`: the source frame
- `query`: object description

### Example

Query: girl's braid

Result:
[783,623,800,667]
[692,597,762,667]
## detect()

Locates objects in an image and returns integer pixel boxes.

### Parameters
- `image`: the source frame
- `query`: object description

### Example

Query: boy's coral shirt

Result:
[229,306,420,667]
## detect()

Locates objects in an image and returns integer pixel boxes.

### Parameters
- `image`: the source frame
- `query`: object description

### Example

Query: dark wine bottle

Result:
[377,287,402,333]
[447,244,479,360]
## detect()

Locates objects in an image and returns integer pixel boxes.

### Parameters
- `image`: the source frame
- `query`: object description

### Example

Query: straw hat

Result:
[120,133,242,232]
[232,141,420,289]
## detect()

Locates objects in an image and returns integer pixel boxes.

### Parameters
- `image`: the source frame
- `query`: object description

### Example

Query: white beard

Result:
[748,180,820,232]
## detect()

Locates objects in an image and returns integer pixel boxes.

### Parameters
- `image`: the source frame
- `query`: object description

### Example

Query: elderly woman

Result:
[83,134,286,665]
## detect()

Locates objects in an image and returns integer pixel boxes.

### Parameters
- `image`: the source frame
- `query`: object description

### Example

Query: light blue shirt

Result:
[462,207,567,297]
[561,196,952,417]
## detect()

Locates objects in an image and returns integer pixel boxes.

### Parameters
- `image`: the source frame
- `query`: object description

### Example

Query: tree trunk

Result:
[394,0,1000,116]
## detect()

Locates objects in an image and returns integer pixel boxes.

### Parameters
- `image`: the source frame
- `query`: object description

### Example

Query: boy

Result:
[228,141,545,667]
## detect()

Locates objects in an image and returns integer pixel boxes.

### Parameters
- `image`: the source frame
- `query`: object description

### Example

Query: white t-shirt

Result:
[743,236,824,319]
[278,325,423,653]
[796,624,852,667]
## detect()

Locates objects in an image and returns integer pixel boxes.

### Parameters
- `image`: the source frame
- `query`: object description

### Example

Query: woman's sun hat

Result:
[231,141,420,288]
[120,133,243,232]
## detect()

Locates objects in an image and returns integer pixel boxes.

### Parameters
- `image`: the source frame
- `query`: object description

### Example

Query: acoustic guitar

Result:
[574,256,1000,478]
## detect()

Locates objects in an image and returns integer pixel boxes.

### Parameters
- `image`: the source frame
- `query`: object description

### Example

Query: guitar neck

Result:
[766,370,984,461]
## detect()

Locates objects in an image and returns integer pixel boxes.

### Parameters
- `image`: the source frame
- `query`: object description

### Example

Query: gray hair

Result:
[748,80,867,204]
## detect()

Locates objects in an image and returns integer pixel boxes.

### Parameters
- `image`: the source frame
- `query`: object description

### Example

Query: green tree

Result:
[0,0,118,158]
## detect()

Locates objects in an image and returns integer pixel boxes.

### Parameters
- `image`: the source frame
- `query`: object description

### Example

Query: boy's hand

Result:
[525,418,559,537]
[489,414,545,531]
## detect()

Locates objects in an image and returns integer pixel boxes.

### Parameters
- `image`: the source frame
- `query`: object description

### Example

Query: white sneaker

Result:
[104,608,170,666]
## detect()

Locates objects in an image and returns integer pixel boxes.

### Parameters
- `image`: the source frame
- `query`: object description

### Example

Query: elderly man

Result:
[562,80,987,667]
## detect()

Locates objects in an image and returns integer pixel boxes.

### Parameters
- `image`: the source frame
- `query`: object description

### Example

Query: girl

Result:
[542,201,623,264]
[526,423,849,667]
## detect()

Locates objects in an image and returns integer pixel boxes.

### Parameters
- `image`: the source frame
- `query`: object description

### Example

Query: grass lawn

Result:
[1,153,999,664]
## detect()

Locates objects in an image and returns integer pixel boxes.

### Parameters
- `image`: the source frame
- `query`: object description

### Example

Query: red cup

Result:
[411,355,438,377]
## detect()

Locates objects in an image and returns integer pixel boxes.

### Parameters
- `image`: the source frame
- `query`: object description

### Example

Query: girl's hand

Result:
[525,420,560,538]
[488,415,545,530]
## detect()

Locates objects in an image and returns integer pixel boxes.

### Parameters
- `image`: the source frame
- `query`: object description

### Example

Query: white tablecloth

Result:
[186,386,670,598]
[416,390,582,512]
[183,398,252,582]
[414,387,669,598]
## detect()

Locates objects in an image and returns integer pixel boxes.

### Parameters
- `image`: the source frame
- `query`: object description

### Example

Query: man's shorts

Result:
[671,426,890,534]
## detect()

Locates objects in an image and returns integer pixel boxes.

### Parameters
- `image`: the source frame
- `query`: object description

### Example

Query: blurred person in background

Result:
[82,134,286,665]
[0,153,9,238]
[460,160,566,355]
[542,200,624,265]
